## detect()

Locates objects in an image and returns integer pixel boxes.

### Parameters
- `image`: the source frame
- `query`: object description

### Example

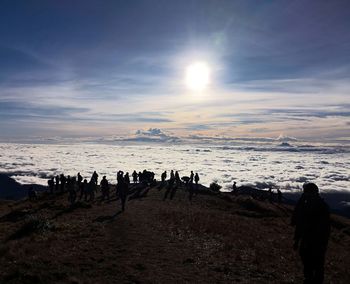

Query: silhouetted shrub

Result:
[209,181,222,192]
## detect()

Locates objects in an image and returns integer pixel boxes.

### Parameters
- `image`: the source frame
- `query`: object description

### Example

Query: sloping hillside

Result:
[0,174,46,200]
[0,183,349,283]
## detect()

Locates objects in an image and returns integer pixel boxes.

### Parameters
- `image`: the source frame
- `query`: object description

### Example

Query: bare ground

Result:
[0,184,349,284]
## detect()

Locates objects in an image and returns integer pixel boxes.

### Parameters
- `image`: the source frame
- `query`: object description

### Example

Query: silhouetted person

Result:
[80,179,87,200]
[138,171,143,183]
[188,178,195,201]
[77,172,83,187]
[193,173,200,196]
[55,175,60,192]
[92,171,98,185]
[60,174,66,193]
[67,176,76,206]
[164,172,176,200]
[175,171,180,185]
[125,172,130,185]
[132,170,138,183]
[277,189,282,203]
[190,171,194,183]
[232,181,237,195]
[117,170,124,184]
[194,173,199,186]
[161,171,167,184]
[66,175,71,187]
[86,179,95,202]
[48,177,54,194]
[141,170,155,186]
[100,176,110,200]
[66,175,73,190]
[291,183,330,284]
[116,176,128,211]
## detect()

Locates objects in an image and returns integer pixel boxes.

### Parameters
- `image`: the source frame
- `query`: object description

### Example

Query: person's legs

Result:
[313,248,326,284]
[300,245,314,284]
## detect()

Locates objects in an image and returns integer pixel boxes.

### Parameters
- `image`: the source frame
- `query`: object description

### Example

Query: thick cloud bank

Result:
[1,141,349,197]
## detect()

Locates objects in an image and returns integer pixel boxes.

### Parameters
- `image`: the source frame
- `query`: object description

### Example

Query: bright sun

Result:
[185,62,210,91]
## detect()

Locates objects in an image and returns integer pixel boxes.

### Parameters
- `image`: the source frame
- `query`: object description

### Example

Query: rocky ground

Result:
[0,183,349,283]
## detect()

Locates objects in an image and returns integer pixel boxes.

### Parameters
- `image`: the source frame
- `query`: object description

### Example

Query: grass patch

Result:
[8,215,55,240]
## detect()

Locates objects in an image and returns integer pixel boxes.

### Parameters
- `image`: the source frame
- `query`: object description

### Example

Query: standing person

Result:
[163,173,176,201]
[87,179,95,202]
[60,174,66,193]
[194,173,199,188]
[48,177,54,194]
[92,171,98,185]
[55,175,60,192]
[66,175,71,189]
[67,176,76,206]
[191,172,200,197]
[116,176,128,212]
[161,171,167,184]
[175,171,180,185]
[77,172,83,187]
[232,181,237,195]
[291,183,330,284]
[124,172,130,185]
[100,176,110,201]
[132,170,138,183]
[80,179,87,200]
[138,171,143,183]
[190,171,194,183]
[117,170,124,183]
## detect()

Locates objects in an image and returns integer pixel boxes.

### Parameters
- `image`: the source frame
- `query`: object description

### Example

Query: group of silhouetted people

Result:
[47,171,100,206]
[161,170,200,201]
[46,169,200,210]
[45,171,331,283]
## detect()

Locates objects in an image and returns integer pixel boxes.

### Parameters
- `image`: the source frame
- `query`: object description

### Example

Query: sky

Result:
[1,0,350,142]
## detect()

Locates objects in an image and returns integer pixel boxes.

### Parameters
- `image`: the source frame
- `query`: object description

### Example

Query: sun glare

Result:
[185,62,210,91]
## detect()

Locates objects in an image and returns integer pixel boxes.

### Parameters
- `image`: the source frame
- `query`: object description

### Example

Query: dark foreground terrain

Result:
[0,183,349,283]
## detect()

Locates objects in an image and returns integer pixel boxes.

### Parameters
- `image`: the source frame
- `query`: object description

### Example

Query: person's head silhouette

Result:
[303,182,319,196]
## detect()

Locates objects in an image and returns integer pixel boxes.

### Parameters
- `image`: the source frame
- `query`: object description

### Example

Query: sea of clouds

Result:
[0,136,349,194]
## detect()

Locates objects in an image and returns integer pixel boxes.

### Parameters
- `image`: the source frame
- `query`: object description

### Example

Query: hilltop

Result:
[0,182,349,283]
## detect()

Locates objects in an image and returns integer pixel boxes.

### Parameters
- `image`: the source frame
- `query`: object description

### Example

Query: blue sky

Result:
[1,0,350,141]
